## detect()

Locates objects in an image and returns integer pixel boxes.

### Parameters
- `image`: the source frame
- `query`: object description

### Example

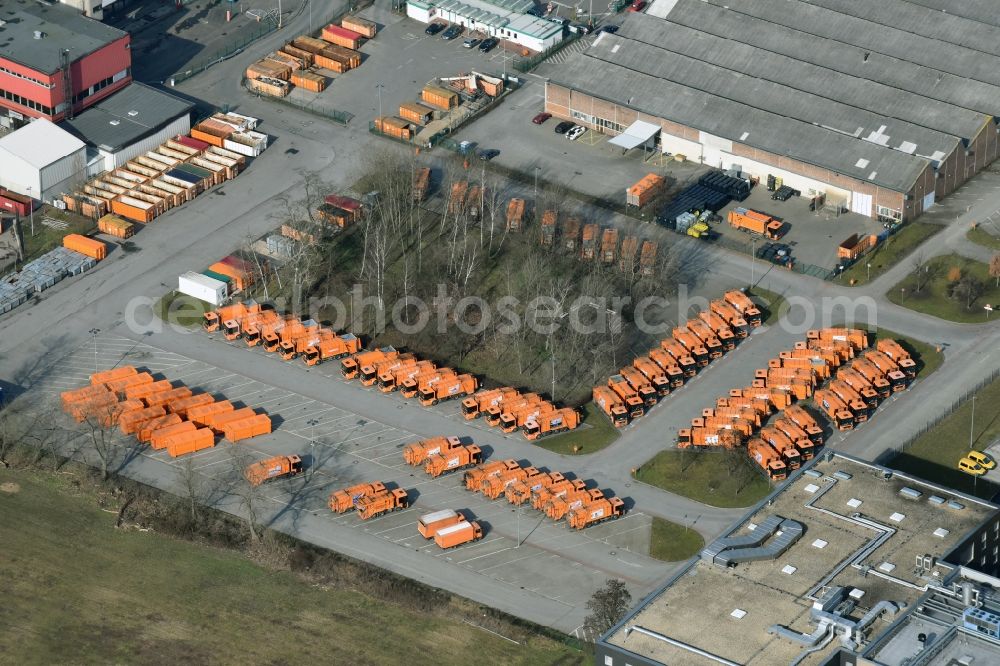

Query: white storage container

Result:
[177,271,227,306]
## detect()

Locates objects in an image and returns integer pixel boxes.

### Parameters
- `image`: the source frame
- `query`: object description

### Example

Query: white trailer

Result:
[177,271,227,306]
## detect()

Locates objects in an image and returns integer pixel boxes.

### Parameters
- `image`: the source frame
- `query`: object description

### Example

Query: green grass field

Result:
[839,222,943,286]
[0,469,580,665]
[890,374,1000,500]
[967,225,1000,251]
[154,291,213,328]
[534,402,620,455]
[887,254,1000,323]
[648,517,705,562]
[634,449,772,508]
[746,287,786,325]
[16,208,97,264]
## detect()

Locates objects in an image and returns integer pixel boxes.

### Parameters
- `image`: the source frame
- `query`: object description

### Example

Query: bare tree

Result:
[229,446,263,543]
[81,401,124,481]
[951,275,985,309]
[177,455,206,522]
[584,579,632,639]
[911,252,938,294]
[990,253,1000,288]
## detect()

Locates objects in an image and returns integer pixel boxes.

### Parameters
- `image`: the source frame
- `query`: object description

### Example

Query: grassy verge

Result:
[839,222,943,286]
[857,326,944,378]
[889,374,1000,500]
[887,254,1000,323]
[0,466,581,665]
[649,517,705,562]
[967,225,1000,251]
[634,449,772,508]
[746,287,786,325]
[154,291,213,328]
[533,402,620,455]
[16,207,97,264]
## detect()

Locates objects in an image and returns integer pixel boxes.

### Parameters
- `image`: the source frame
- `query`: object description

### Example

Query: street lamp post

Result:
[866,262,871,283]
[88,328,100,371]
[534,166,539,198]
[375,81,385,120]
[970,396,976,450]
[26,186,35,237]
[307,418,320,478]
[750,238,757,288]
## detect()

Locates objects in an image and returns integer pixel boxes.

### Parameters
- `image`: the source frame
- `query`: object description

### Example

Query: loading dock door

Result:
[851,192,873,217]
[922,191,935,210]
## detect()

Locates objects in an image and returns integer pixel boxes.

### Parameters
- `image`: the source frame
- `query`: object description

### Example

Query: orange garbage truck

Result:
[361,352,416,387]
[633,356,671,397]
[523,407,581,440]
[279,319,322,360]
[677,425,743,448]
[420,372,478,406]
[357,488,409,520]
[341,346,397,380]
[807,327,868,352]
[672,328,710,367]
[875,339,917,379]
[723,290,762,327]
[499,398,552,433]
[261,315,300,352]
[424,444,483,478]
[242,310,283,347]
[593,385,629,427]
[461,387,518,419]
[403,436,462,466]
[619,365,658,408]
[608,375,645,419]
[698,310,737,351]
[545,488,604,521]
[784,404,825,445]
[245,455,303,486]
[849,357,892,400]
[481,466,540,500]
[418,509,465,538]
[814,389,855,431]
[684,320,725,359]
[647,346,687,386]
[728,207,784,239]
[379,359,435,393]
[434,520,483,549]
[567,497,625,529]
[747,437,788,481]
[771,418,816,461]
[400,365,443,399]
[864,351,908,393]
[329,481,387,513]
[828,379,870,422]
[485,393,540,427]
[506,471,564,505]
[532,478,585,510]
[658,339,698,377]
[709,299,749,338]
[836,367,881,409]
[303,331,362,366]
[760,426,802,471]
[204,300,260,333]
[464,459,519,491]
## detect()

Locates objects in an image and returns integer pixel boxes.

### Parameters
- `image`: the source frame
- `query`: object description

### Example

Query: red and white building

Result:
[0,3,131,124]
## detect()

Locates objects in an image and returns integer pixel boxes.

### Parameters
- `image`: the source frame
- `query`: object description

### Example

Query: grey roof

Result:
[618,14,988,142]
[699,0,1000,89]
[58,83,193,153]
[664,0,1000,119]
[0,3,128,74]
[901,0,1000,29]
[592,30,960,165]
[550,51,930,192]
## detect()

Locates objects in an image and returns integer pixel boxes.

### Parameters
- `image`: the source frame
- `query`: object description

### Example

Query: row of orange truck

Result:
[677,327,917,481]
[538,211,658,275]
[594,290,762,427]
[339,345,480,406]
[461,458,626,529]
[203,300,362,365]
[460,386,581,440]
[327,481,410,520]
[60,366,272,458]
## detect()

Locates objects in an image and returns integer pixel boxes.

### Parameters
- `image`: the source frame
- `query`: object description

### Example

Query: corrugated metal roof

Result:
[0,3,127,74]
[618,14,988,142]
[592,31,960,165]
[0,118,84,169]
[902,0,1000,28]
[59,83,193,153]
[549,54,930,192]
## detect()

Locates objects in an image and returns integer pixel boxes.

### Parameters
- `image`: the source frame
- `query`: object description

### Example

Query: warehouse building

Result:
[59,82,193,176]
[0,118,86,202]
[597,452,1000,666]
[545,0,1000,222]
[406,0,565,52]
[0,2,131,124]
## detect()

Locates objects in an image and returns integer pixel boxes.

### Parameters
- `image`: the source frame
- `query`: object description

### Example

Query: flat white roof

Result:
[419,509,458,524]
[0,118,85,169]
[436,521,472,536]
[609,119,661,149]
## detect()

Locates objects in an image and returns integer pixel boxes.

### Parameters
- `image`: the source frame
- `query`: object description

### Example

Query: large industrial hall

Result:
[545,0,1000,223]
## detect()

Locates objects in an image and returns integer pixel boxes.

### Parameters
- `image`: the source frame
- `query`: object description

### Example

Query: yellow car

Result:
[959,457,987,476]
[967,451,996,470]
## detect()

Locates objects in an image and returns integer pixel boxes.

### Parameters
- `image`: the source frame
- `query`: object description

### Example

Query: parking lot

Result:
[711,187,883,272]
[34,332,674,633]
[284,10,521,126]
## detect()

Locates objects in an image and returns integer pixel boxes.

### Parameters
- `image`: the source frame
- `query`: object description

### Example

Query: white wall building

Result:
[407,0,565,52]
[0,118,87,202]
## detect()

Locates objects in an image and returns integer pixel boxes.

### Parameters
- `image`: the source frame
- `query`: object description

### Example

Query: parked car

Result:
[479,37,499,52]
[532,112,552,125]
[959,456,987,476]
[628,0,646,11]
[566,125,587,141]
[572,24,593,34]
[968,450,997,470]
[442,25,463,40]
[425,22,446,35]
[463,38,481,49]
[601,24,620,33]
[459,140,476,155]
[477,149,500,161]
[554,121,574,134]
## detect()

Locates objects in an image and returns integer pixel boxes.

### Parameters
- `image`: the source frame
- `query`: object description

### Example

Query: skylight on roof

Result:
[855,158,870,169]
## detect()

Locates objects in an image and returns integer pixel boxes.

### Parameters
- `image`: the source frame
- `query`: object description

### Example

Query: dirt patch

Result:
[0,482,20,494]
